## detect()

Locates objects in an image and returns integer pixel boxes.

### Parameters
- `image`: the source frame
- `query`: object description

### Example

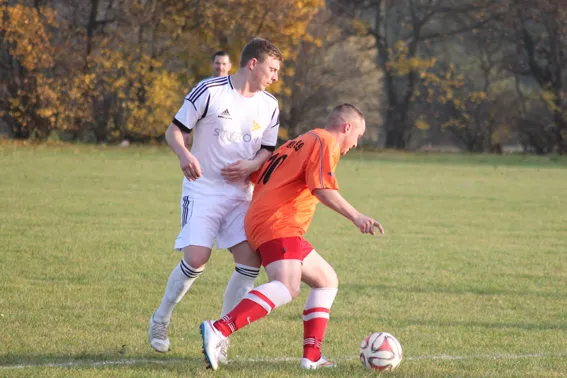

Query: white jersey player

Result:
[173,74,279,204]
[149,38,283,364]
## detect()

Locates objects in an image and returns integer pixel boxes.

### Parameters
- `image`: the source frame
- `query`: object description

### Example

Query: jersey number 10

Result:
[258,153,287,185]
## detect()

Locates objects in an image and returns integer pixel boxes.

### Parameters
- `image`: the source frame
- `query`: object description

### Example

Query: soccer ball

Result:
[359,332,403,371]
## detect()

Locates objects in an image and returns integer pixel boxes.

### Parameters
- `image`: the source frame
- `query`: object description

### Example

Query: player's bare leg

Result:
[150,245,211,352]
[216,241,262,364]
[299,250,339,369]
[224,241,261,314]
[265,259,303,298]
[231,241,261,268]
[301,251,338,289]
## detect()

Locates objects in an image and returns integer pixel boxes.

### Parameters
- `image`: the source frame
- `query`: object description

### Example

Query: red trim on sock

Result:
[215,298,270,337]
[303,317,329,362]
[213,320,232,337]
[249,290,276,310]
[303,307,331,315]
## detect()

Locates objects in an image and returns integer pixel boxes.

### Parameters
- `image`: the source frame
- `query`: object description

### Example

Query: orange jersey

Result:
[245,128,341,250]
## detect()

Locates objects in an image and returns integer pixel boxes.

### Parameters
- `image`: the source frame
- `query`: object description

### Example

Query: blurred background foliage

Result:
[2,0,567,153]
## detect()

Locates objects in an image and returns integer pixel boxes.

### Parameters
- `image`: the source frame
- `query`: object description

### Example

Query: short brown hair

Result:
[239,38,283,68]
[329,103,365,121]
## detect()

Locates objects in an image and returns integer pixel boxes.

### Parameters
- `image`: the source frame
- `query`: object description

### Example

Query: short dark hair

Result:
[239,38,283,68]
[212,51,230,63]
[330,104,365,121]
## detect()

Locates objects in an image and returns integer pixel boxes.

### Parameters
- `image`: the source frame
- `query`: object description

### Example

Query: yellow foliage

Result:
[84,51,186,140]
[492,124,511,144]
[278,128,290,140]
[1,4,61,137]
[0,4,57,71]
[125,63,185,139]
[415,118,430,130]
[386,41,437,80]
[469,91,487,104]
[352,19,369,35]
[442,119,462,128]
[1,0,324,141]
[541,90,560,112]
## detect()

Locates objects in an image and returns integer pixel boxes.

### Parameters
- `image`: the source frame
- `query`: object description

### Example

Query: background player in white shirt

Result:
[149,38,283,363]
[211,51,232,77]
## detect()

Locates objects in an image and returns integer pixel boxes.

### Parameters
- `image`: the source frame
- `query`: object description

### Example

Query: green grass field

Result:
[1,144,566,377]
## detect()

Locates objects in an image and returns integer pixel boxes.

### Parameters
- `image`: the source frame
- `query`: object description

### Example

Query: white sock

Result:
[304,287,338,310]
[243,280,293,314]
[220,264,260,317]
[154,259,204,323]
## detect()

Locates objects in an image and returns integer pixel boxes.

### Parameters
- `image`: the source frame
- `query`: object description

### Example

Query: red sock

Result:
[303,308,330,361]
[214,297,269,337]
[302,288,338,362]
[214,282,292,337]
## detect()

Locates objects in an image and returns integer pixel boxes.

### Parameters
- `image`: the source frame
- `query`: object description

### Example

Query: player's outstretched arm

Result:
[313,188,385,236]
[165,123,202,181]
[221,148,273,182]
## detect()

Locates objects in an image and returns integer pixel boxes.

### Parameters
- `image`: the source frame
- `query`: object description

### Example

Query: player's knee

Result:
[185,259,207,270]
[231,244,261,269]
[183,256,207,269]
[183,248,210,269]
[288,283,301,299]
[278,278,301,299]
[319,268,339,288]
[326,269,339,288]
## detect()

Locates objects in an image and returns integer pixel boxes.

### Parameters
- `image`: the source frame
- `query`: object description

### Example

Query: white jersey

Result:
[173,76,280,201]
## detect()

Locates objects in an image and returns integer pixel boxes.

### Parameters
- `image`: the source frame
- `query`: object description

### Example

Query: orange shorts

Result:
[257,237,314,267]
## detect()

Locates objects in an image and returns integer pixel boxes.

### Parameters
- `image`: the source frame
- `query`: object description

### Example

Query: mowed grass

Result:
[1,144,566,377]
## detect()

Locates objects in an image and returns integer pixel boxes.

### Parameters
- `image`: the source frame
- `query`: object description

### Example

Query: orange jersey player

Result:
[245,127,341,254]
[200,104,384,371]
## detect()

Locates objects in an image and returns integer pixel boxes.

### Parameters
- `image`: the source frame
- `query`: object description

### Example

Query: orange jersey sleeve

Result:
[304,130,340,192]
[244,129,341,250]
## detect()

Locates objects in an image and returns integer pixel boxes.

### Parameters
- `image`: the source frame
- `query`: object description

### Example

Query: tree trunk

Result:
[384,107,408,149]
[553,111,567,154]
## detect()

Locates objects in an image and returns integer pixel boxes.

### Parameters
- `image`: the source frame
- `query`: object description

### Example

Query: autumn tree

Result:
[0,0,323,142]
[0,3,58,139]
[500,0,567,154]
[327,0,501,149]
[438,24,514,152]
[280,9,383,140]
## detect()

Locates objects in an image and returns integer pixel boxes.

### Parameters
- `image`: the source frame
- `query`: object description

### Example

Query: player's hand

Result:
[179,152,202,181]
[221,160,259,182]
[353,214,384,236]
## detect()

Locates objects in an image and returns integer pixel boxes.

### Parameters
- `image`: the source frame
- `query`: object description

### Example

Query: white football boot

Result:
[300,355,337,369]
[148,313,170,353]
[200,320,227,371]
[218,337,230,365]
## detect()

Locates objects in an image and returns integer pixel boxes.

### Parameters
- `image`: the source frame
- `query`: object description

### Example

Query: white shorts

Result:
[174,196,249,250]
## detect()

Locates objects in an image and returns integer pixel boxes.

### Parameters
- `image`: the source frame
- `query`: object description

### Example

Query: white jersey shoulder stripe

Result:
[189,76,227,97]
[262,90,278,103]
[187,77,229,103]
